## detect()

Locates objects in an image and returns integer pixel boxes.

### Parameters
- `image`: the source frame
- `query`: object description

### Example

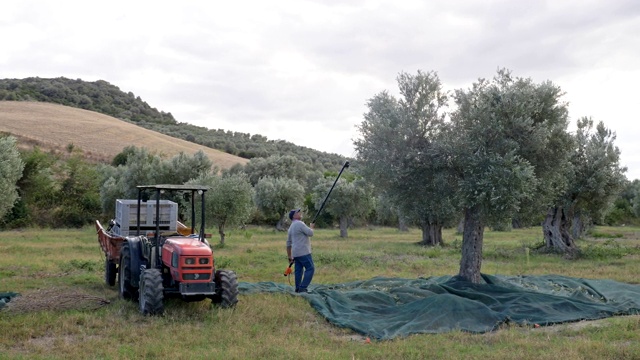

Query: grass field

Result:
[0,101,248,169]
[2,225,640,359]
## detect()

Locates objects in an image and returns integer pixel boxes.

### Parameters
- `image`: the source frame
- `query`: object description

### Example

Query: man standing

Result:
[286,208,315,293]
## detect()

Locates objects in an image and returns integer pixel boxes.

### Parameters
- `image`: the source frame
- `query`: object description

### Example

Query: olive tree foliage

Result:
[1,147,55,228]
[244,155,310,188]
[372,193,401,228]
[0,136,24,219]
[354,70,456,245]
[99,147,213,217]
[53,155,102,228]
[187,173,254,245]
[157,150,214,185]
[629,180,640,217]
[312,177,374,238]
[3,147,103,228]
[543,117,626,253]
[254,176,305,231]
[449,69,571,283]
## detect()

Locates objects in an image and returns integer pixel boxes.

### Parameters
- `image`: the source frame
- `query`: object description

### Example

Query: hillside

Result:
[0,101,248,169]
[0,77,347,171]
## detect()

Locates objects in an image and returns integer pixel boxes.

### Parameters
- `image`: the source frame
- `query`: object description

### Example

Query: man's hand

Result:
[310,223,315,229]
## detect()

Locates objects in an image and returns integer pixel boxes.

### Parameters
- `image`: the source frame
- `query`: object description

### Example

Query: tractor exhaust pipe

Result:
[311,161,350,224]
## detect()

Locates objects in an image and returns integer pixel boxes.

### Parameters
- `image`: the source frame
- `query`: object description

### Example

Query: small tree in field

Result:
[312,177,374,238]
[543,117,626,254]
[355,70,456,245]
[254,176,305,231]
[189,173,254,246]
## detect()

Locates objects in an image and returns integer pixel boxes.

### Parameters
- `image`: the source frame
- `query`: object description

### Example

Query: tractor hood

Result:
[163,237,212,256]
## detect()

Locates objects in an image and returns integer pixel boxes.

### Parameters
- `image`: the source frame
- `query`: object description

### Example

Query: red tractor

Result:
[96,184,238,315]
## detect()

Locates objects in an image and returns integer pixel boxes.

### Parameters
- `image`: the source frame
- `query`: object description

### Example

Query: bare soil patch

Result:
[3,287,110,313]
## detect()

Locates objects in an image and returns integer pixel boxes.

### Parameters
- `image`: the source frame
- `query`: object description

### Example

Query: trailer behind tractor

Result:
[96,184,238,315]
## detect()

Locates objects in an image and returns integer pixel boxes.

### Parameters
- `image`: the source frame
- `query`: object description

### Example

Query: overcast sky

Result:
[2,0,639,179]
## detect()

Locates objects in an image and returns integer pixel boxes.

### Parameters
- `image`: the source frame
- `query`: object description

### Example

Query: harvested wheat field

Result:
[0,101,248,169]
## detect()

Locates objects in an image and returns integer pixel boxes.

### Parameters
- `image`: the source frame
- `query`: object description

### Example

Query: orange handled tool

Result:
[283,261,294,276]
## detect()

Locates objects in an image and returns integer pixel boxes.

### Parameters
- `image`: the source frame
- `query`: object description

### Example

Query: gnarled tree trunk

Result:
[420,221,444,246]
[572,211,586,239]
[459,206,484,284]
[542,206,577,254]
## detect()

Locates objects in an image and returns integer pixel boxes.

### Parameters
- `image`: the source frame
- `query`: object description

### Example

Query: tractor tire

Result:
[211,270,239,308]
[105,257,117,286]
[139,268,164,315]
[118,242,138,300]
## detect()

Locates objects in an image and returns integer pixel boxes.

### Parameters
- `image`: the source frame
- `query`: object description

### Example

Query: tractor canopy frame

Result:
[135,184,209,269]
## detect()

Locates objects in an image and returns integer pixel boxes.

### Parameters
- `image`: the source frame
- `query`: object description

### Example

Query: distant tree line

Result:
[0,77,346,170]
[0,141,373,242]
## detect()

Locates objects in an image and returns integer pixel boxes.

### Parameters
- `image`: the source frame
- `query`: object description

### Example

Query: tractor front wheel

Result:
[139,268,164,315]
[211,270,239,308]
[118,242,138,300]
[105,257,117,286]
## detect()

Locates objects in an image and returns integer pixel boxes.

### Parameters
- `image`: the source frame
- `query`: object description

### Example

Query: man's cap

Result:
[288,208,301,220]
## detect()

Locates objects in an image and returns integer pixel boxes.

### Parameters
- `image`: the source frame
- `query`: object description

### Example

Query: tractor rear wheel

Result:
[139,268,164,315]
[118,242,138,300]
[105,257,117,286]
[211,270,238,308]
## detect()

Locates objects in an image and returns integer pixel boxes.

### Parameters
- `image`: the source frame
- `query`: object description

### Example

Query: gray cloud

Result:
[2,0,640,177]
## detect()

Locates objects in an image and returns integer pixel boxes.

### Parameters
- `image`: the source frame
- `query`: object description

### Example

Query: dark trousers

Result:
[294,254,314,292]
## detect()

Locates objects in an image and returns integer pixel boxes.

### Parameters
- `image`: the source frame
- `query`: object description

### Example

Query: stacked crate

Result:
[113,199,178,236]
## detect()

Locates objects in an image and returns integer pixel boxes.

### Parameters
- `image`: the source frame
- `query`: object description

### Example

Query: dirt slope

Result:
[0,101,248,169]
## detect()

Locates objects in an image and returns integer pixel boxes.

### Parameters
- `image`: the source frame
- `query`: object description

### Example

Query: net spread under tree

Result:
[239,274,640,340]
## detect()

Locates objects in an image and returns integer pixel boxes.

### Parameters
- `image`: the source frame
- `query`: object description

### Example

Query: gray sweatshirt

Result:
[286,220,314,257]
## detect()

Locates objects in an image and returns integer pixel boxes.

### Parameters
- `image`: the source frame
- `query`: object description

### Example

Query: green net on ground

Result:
[239,274,640,340]
[0,292,20,310]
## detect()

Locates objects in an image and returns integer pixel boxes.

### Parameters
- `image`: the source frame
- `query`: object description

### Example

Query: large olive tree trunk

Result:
[458,206,484,284]
[419,221,444,246]
[542,206,577,254]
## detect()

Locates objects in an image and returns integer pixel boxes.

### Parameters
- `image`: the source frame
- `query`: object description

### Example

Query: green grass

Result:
[2,225,640,359]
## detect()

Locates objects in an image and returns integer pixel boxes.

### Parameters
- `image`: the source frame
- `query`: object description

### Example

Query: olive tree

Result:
[543,117,626,253]
[0,136,24,219]
[450,69,572,283]
[312,177,374,237]
[188,173,254,245]
[355,70,457,245]
[100,147,214,216]
[254,176,305,231]
[244,155,309,187]
[158,150,214,185]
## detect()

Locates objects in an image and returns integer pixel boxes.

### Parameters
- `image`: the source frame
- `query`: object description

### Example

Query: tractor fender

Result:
[124,236,146,288]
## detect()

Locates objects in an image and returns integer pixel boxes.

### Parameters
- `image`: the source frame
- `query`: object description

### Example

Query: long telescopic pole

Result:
[311,161,350,224]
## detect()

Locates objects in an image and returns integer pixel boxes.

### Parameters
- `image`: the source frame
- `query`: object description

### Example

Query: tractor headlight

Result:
[199,258,209,264]
[185,257,195,265]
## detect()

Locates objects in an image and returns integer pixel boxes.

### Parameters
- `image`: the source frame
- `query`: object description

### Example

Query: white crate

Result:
[113,199,178,236]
